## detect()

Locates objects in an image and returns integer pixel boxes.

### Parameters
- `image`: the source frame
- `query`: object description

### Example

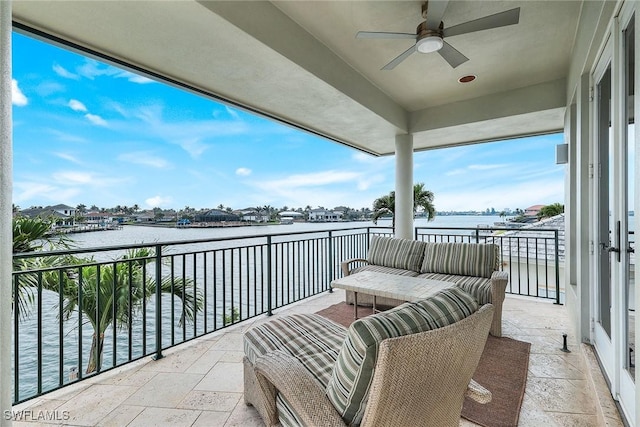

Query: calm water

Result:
[70,215,503,248]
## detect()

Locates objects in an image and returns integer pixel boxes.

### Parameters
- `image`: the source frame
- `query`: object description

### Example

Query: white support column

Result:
[0,1,13,425]
[395,134,413,240]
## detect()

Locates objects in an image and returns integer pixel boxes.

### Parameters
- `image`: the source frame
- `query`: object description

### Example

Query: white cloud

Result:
[53,152,83,164]
[35,81,65,97]
[68,99,87,112]
[11,79,27,106]
[145,195,172,208]
[76,59,153,84]
[48,129,88,143]
[52,64,80,80]
[85,113,108,127]
[257,170,361,190]
[118,71,154,84]
[13,180,83,205]
[52,171,94,184]
[468,164,508,171]
[351,151,390,165]
[118,152,171,169]
[244,170,370,209]
[224,106,240,120]
[236,167,252,176]
[13,182,58,203]
[356,173,386,191]
[444,168,466,176]
[77,60,114,80]
[175,138,208,158]
[435,179,564,211]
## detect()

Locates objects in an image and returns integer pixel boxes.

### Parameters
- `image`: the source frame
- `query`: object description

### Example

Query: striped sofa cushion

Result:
[420,242,498,278]
[417,272,493,305]
[244,314,346,388]
[366,236,426,272]
[325,287,478,426]
[351,264,420,277]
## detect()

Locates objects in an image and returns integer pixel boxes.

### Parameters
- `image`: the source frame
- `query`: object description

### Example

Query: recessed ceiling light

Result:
[458,75,476,83]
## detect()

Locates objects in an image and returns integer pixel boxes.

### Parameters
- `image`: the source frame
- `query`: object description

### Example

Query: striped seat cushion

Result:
[417,272,493,305]
[420,242,499,278]
[325,287,479,426]
[244,314,346,388]
[351,264,420,277]
[367,236,426,272]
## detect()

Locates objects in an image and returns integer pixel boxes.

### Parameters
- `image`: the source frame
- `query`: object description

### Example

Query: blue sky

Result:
[11,32,565,213]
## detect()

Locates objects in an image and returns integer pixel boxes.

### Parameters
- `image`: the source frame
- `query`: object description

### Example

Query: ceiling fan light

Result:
[416,36,443,53]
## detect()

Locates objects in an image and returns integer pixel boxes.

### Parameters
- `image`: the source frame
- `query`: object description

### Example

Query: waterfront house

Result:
[49,204,76,218]
[308,208,343,222]
[134,213,155,223]
[2,0,640,425]
[524,204,545,218]
[18,205,75,227]
[277,211,303,223]
[195,209,240,223]
[234,208,269,223]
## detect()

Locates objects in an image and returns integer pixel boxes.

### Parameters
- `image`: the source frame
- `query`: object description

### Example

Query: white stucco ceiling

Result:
[12,0,581,156]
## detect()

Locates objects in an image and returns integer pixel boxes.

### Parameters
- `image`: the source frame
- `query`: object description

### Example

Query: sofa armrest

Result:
[489,271,509,337]
[340,258,368,277]
[255,350,347,427]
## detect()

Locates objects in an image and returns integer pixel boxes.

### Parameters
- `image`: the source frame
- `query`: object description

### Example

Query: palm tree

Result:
[12,216,72,318]
[371,183,436,227]
[413,183,435,221]
[371,194,395,225]
[538,203,564,219]
[41,248,203,373]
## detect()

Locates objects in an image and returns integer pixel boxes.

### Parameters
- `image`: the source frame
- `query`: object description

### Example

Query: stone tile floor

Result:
[11,290,625,426]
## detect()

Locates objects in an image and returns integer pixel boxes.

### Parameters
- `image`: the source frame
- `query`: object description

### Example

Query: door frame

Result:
[590,3,637,423]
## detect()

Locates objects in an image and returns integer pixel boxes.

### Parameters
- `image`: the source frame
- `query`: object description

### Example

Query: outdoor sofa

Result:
[340,236,508,337]
[243,286,494,427]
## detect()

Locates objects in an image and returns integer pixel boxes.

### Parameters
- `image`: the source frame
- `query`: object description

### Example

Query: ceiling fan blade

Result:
[438,41,469,68]
[382,45,417,70]
[356,31,416,40]
[425,0,450,29]
[443,8,520,38]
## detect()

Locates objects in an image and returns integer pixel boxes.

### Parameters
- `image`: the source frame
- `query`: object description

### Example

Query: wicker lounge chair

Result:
[244,288,494,427]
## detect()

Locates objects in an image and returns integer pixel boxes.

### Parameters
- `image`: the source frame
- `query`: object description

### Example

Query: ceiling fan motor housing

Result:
[416,21,444,53]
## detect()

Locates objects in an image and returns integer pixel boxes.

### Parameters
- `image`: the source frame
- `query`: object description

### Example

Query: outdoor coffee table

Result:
[331,270,455,320]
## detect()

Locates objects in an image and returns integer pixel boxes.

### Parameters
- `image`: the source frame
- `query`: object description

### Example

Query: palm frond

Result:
[158,276,203,326]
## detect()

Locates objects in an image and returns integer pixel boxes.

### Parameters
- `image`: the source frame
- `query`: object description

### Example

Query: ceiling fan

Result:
[356,0,520,70]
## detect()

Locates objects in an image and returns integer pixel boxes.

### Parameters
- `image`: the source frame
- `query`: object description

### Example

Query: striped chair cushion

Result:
[325,287,478,426]
[417,272,493,305]
[276,393,303,427]
[366,236,426,272]
[420,242,498,278]
[244,314,346,388]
